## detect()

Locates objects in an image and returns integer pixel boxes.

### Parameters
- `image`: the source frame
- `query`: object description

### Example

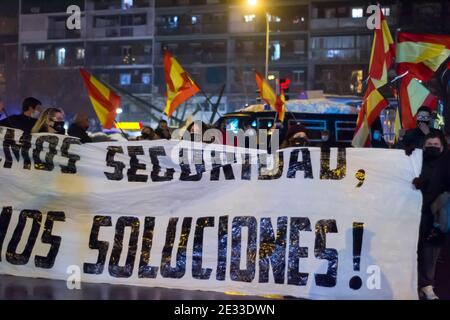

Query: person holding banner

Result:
[412,131,448,300]
[68,113,92,143]
[31,107,66,135]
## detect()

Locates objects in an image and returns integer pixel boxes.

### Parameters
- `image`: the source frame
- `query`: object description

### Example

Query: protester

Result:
[319,129,332,148]
[137,126,158,141]
[185,120,214,143]
[68,113,92,143]
[371,129,388,148]
[398,106,439,154]
[281,124,309,148]
[155,119,171,140]
[31,107,65,134]
[411,131,448,299]
[0,97,42,134]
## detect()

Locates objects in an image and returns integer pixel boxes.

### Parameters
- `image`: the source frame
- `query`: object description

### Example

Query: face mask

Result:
[373,132,381,141]
[321,135,329,142]
[423,146,442,161]
[417,120,430,128]
[51,121,66,135]
[291,138,307,146]
[32,111,40,119]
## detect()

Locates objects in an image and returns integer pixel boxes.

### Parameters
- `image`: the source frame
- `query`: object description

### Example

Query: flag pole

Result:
[114,120,129,141]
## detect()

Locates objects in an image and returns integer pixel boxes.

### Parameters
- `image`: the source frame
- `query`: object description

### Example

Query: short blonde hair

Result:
[31,107,63,133]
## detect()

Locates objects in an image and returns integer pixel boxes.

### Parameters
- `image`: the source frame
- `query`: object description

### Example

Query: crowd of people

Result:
[0,98,448,299]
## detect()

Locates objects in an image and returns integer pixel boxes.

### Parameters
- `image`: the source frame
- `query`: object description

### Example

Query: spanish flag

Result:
[352,80,389,147]
[368,8,395,88]
[164,51,200,118]
[397,32,450,82]
[255,72,285,122]
[399,73,437,130]
[275,91,286,122]
[80,68,120,129]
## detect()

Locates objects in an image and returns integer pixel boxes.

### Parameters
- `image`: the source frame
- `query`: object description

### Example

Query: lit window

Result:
[23,49,30,60]
[141,73,151,85]
[191,16,197,24]
[122,0,133,9]
[76,48,85,60]
[327,50,340,58]
[270,16,281,23]
[293,70,305,84]
[270,41,281,61]
[120,73,131,85]
[352,8,363,18]
[36,49,45,61]
[382,7,391,16]
[168,16,178,28]
[244,14,256,23]
[57,48,66,66]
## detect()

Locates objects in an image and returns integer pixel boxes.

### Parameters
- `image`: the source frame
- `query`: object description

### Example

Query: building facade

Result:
[0,8,19,111]
[11,0,450,125]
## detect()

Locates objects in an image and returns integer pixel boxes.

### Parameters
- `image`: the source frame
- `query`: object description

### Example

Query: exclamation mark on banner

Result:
[349,222,364,290]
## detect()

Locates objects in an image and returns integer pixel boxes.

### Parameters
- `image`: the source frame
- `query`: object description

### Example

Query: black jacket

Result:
[417,151,449,238]
[68,123,92,143]
[0,114,37,134]
[398,127,441,150]
[419,153,449,209]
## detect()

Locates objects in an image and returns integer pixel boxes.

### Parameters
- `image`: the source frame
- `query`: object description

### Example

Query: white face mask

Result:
[31,110,40,119]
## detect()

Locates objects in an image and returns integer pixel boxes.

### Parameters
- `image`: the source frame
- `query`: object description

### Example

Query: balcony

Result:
[116,83,152,94]
[90,55,152,66]
[92,25,150,38]
[156,52,227,65]
[232,52,308,64]
[156,23,227,36]
[22,57,85,69]
[311,48,370,62]
[48,28,81,40]
[310,16,396,31]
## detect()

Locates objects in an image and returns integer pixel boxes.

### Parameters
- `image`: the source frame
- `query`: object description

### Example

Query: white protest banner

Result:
[0,127,422,299]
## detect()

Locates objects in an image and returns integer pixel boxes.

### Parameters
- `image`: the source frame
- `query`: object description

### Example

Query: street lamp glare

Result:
[247,0,257,7]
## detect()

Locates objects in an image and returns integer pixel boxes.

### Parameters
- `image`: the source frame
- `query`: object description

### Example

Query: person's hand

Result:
[405,144,415,156]
[418,122,430,135]
[412,177,424,190]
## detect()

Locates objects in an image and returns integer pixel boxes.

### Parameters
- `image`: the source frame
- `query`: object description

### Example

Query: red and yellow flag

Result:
[80,68,120,129]
[275,91,286,122]
[255,72,285,122]
[397,32,450,81]
[368,8,395,88]
[399,73,437,130]
[164,51,200,118]
[352,80,389,147]
[353,9,393,147]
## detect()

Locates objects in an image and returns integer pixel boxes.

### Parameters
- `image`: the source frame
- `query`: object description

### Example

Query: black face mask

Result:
[417,120,430,128]
[290,138,307,147]
[423,146,442,161]
[51,121,66,135]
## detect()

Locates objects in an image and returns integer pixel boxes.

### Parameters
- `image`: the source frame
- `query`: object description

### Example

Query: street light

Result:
[246,0,270,79]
